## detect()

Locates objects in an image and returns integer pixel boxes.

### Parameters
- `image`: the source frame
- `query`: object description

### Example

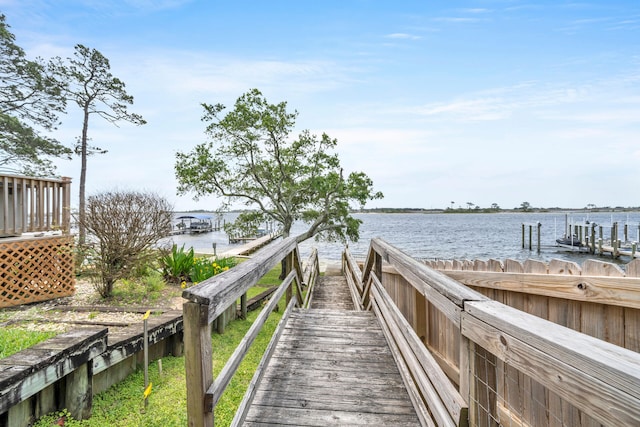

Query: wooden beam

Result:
[182,237,298,323]
[443,270,640,309]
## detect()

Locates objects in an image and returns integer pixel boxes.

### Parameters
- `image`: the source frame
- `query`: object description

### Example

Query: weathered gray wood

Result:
[344,247,363,293]
[372,280,468,426]
[302,250,320,308]
[368,239,486,326]
[462,300,640,426]
[65,362,91,420]
[208,271,297,408]
[343,250,365,310]
[231,297,298,426]
[310,276,355,310]
[182,236,299,323]
[371,239,483,304]
[183,302,213,427]
[92,310,182,374]
[242,286,277,312]
[244,308,421,426]
[372,297,446,427]
[0,328,107,415]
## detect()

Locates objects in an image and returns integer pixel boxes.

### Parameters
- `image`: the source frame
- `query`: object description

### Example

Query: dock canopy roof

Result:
[176,214,212,220]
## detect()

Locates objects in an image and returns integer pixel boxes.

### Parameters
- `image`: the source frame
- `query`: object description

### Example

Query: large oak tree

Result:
[175,89,383,244]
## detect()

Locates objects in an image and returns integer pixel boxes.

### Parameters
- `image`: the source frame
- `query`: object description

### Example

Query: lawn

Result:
[0,328,57,358]
[32,263,289,427]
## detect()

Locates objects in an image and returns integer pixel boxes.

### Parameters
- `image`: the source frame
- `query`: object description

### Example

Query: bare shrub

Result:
[79,190,172,298]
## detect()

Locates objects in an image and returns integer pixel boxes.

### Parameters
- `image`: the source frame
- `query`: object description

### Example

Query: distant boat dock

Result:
[171,214,221,235]
[523,216,640,259]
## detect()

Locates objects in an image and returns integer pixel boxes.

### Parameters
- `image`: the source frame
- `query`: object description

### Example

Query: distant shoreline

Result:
[178,207,640,215]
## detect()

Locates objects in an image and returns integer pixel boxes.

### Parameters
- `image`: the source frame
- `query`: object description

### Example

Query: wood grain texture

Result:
[243,275,422,426]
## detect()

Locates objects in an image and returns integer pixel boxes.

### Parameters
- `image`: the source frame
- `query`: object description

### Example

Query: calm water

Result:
[166,211,640,266]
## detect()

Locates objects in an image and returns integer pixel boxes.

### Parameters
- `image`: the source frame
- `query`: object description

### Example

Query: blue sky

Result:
[2,0,639,210]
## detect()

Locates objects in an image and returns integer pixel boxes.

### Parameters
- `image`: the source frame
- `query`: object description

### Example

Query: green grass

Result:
[0,328,58,359]
[108,270,178,305]
[33,288,285,427]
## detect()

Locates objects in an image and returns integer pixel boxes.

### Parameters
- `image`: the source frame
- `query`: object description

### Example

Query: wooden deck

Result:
[243,274,421,426]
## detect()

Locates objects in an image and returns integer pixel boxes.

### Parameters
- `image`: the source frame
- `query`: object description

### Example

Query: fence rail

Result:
[345,238,640,427]
[181,236,317,427]
[425,257,640,353]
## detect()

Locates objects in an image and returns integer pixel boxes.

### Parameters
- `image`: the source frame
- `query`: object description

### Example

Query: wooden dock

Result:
[242,274,421,425]
[183,237,640,426]
[219,232,281,257]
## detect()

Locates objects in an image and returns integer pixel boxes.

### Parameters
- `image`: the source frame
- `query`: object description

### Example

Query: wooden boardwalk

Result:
[243,274,421,426]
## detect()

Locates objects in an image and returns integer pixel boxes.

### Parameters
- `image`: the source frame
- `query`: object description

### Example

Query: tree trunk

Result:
[78,106,90,246]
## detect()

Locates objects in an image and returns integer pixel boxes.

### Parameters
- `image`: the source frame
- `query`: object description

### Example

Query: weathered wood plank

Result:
[370,238,485,308]
[245,406,422,426]
[244,307,421,426]
[208,271,297,408]
[442,270,640,309]
[251,388,416,412]
[0,328,107,415]
[182,236,299,323]
[372,283,462,427]
[310,276,355,310]
[231,297,297,426]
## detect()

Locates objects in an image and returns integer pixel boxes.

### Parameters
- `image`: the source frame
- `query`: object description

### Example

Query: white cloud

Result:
[384,33,422,40]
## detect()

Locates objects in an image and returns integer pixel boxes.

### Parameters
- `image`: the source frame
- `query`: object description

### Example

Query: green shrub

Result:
[161,244,194,284]
[188,256,237,284]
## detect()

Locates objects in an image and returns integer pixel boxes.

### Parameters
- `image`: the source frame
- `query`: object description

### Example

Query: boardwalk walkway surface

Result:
[243,270,421,426]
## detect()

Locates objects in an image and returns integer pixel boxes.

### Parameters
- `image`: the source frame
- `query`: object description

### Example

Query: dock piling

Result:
[522,222,541,253]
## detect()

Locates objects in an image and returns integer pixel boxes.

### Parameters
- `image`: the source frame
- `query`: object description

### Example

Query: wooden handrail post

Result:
[285,251,293,306]
[62,177,72,233]
[184,302,213,427]
[374,251,382,284]
[240,293,247,320]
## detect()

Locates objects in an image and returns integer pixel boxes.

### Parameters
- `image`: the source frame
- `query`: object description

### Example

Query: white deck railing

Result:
[0,173,72,237]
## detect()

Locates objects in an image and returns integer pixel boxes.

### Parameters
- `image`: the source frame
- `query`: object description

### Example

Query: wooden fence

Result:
[425,257,640,352]
[346,239,640,427]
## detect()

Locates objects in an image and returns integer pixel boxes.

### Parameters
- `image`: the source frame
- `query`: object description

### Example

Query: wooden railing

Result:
[181,236,318,427]
[426,257,640,352]
[301,247,320,308]
[0,173,72,237]
[344,238,640,427]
